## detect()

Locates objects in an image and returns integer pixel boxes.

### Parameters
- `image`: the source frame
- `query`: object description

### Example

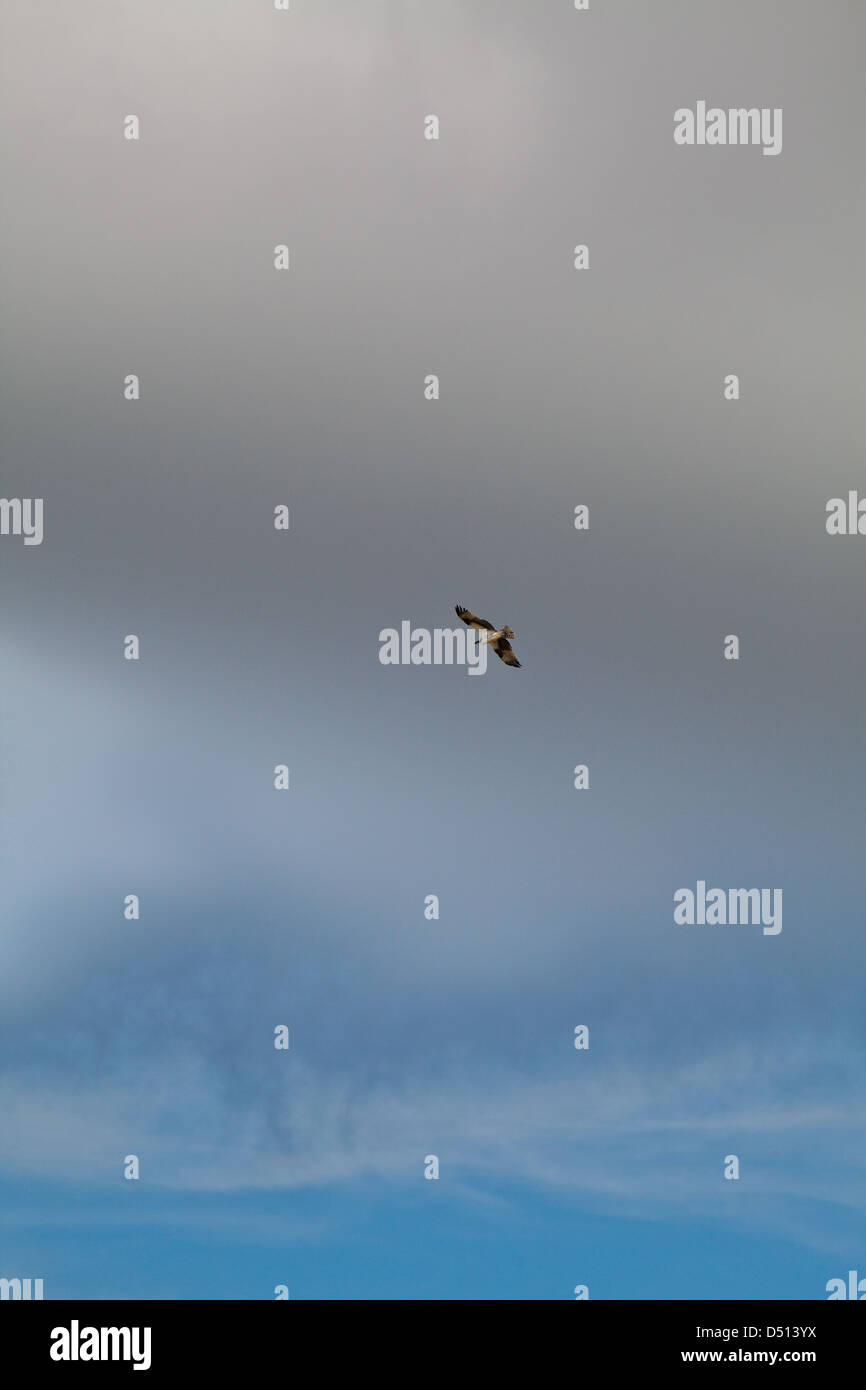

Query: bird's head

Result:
[502,626,515,640]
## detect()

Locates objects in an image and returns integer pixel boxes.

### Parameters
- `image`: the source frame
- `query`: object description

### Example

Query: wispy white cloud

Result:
[1,1040,862,1256]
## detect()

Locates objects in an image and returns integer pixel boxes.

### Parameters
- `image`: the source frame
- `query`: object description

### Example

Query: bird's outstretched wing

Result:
[492,637,521,668]
[455,604,495,632]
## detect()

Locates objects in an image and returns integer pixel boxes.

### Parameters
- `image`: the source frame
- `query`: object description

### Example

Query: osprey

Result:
[455,605,521,667]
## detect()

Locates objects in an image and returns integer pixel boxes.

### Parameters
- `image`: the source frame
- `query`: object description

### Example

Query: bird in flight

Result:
[455,605,521,667]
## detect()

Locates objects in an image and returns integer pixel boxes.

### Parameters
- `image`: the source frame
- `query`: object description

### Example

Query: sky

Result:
[0,0,864,1299]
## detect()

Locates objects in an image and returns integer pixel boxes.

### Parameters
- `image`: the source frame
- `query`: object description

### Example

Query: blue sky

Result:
[3,1172,861,1300]
[1,0,864,1299]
